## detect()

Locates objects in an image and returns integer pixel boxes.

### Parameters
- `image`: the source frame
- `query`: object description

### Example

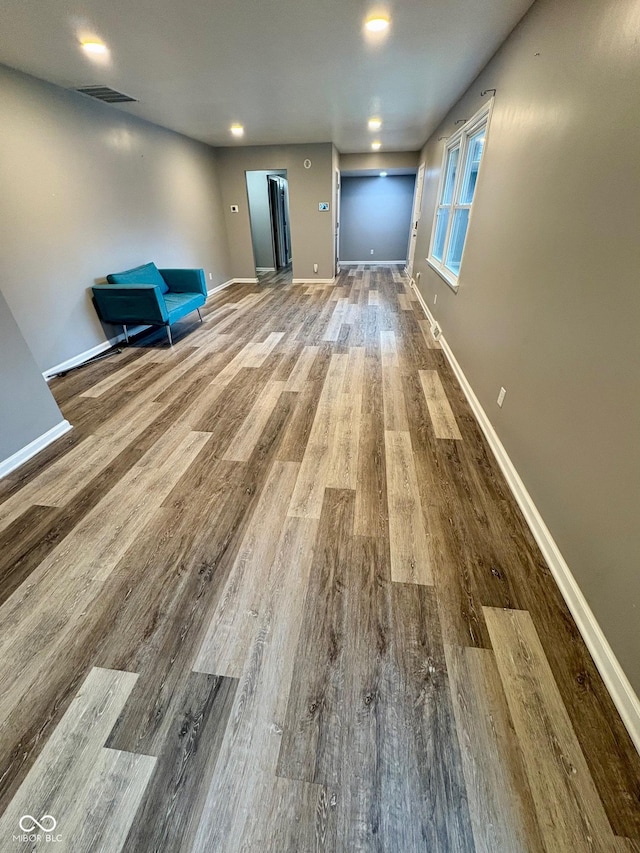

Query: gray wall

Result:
[0,291,65,465]
[340,175,415,262]
[413,0,640,690]
[216,144,334,281]
[339,151,420,172]
[0,64,231,372]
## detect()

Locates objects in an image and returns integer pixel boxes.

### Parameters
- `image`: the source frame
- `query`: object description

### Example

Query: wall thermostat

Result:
[230,204,239,213]
[303,159,312,169]
[318,202,330,211]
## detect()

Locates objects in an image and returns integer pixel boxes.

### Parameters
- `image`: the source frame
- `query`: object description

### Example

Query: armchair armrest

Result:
[159,268,207,298]
[92,283,169,325]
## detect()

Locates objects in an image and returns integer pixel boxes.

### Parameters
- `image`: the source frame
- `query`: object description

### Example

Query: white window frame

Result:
[427,99,493,291]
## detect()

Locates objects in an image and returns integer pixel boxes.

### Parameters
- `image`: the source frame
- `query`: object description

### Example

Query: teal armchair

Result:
[92,262,207,345]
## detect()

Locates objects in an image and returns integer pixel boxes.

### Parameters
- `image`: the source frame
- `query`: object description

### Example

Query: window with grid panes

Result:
[428,101,491,287]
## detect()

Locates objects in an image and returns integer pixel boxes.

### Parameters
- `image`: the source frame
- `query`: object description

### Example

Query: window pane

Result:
[441,146,460,205]
[459,128,485,205]
[432,207,450,261]
[445,208,470,275]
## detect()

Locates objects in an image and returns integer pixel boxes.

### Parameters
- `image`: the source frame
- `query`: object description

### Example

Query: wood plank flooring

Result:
[0,265,638,851]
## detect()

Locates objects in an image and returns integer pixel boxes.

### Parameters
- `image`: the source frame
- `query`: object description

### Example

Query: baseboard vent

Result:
[431,322,442,340]
[75,85,137,104]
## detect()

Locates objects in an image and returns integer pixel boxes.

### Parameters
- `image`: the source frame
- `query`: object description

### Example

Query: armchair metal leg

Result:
[123,324,129,344]
[197,308,203,322]
[166,325,173,346]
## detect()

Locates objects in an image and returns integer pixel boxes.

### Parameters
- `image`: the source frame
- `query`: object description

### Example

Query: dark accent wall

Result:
[339,175,415,262]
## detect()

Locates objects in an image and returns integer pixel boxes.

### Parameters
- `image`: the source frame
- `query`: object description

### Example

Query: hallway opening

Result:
[246,169,292,284]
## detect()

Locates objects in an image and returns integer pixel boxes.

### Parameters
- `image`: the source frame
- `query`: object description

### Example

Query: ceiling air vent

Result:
[74,85,137,104]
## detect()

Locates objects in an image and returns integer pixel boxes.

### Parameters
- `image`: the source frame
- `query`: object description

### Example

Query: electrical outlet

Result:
[209,272,212,281]
[497,387,506,407]
[313,263,318,273]
[370,249,374,255]
[432,323,441,340]
[434,294,437,305]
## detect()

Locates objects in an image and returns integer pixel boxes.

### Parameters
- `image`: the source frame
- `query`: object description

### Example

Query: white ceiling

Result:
[0,0,534,152]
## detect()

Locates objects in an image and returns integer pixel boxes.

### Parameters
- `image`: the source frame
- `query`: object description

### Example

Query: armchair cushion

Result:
[107,262,169,294]
[163,291,206,323]
[159,268,207,298]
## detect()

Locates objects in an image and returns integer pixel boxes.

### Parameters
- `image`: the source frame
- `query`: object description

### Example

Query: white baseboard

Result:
[233,277,259,285]
[255,267,275,273]
[292,277,336,285]
[411,279,434,321]
[411,280,640,754]
[207,278,234,297]
[0,420,72,480]
[339,260,407,266]
[43,336,124,380]
[45,279,236,380]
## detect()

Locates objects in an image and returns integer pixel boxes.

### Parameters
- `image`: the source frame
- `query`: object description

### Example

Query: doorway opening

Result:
[246,170,292,285]
[337,168,417,268]
[406,163,425,277]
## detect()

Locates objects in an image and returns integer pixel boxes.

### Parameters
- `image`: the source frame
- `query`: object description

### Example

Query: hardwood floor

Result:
[0,265,638,851]
[257,264,293,286]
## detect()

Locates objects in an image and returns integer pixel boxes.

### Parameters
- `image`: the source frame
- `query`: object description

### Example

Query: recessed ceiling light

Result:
[365,16,390,32]
[81,40,108,55]
[368,118,382,131]
[230,124,244,137]
[371,141,382,151]
[379,171,388,177]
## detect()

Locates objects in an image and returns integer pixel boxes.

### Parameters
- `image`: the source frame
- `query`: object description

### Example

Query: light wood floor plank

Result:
[277,489,354,785]
[326,346,365,490]
[288,354,349,518]
[353,350,388,539]
[384,430,432,584]
[0,667,156,853]
[323,297,348,341]
[380,330,409,431]
[191,516,319,852]
[58,747,156,853]
[420,369,462,439]
[484,607,618,852]
[285,345,320,392]
[243,331,285,368]
[223,380,286,462]
[398,292,412,311]
[194,460,299,677]
[236,776,337,852]
[444,644,546,852]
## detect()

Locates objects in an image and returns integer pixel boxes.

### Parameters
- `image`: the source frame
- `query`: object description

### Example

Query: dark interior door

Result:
[268,176,288,269]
